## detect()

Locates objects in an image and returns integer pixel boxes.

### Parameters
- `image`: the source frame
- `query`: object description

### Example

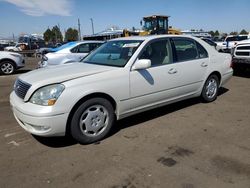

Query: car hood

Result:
[18,62,117,87]
[236,39,250,45]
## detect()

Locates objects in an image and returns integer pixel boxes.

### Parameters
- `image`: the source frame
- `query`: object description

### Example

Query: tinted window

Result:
[71,46,78,53]
[89,43,102,51]
[139,39,172,66]
[173,38,198,62]
[78,43,90,53]
[226,37,238,42]
[196,42,208,58]
[238,36,247,41]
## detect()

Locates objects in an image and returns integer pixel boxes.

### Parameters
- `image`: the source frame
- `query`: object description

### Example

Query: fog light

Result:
[25,123,51,131]
[33,125,50,131]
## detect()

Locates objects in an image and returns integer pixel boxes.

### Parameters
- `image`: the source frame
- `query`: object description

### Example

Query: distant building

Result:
[181,30,211,38]
[83,28,125,41]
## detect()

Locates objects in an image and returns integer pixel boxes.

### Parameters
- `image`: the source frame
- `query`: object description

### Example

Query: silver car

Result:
[10,35,233,144]
[0,51,25,75]
[38,41,104,68]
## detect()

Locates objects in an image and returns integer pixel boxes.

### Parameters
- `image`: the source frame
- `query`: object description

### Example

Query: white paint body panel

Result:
[10,35,233,136]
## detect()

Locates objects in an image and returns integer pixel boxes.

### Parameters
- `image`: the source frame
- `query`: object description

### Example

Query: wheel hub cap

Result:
[1,63,14,74]
[79,105,109,137]
[206,79,217,99]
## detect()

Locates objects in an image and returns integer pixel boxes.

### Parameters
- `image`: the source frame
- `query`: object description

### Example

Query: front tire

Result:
[201,75,219,102]
[70,98,115,144]
[0,61,15,75]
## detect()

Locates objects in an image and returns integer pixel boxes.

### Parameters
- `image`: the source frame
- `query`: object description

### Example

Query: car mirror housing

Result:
[132,59,151,71]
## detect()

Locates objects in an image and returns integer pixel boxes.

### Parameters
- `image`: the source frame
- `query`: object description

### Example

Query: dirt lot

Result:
[0,57,250,188]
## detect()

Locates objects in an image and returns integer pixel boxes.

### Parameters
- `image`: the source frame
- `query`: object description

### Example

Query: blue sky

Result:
[0,0,249,38]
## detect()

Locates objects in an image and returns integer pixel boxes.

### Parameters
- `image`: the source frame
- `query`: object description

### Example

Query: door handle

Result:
[201,62,208,67]
[168,68,177,74]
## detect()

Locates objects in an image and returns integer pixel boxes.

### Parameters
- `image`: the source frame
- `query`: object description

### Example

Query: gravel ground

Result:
[0,57,250,188]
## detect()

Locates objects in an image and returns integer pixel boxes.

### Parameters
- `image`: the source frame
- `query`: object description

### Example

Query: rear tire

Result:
[70,98,115,144]
[201,75,219,102]
[0,61,15,75]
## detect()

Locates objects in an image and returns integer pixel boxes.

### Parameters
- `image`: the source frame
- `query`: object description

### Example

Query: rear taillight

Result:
[230,58,233,68]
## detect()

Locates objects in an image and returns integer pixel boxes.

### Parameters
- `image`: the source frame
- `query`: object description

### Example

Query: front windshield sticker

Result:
[122,43,140,48]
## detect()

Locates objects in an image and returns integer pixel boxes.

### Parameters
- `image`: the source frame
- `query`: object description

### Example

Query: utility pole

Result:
[90,18,94,34]
[78,18,81,40]
[12,33,15,42]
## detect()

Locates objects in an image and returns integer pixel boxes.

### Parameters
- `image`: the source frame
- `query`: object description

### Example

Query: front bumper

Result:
[10,92,69,137]
[232,58,250,65]
[16,57,25,69]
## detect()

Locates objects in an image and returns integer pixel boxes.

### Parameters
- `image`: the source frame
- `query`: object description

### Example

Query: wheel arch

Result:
[65,92,117,136]
[207,71,221,85]
[0,58,17,68]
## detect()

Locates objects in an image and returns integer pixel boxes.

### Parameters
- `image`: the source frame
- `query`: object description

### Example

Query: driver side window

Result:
[139,39,173,66]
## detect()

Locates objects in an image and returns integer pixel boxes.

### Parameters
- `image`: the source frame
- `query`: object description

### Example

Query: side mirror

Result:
[132,59,151,71]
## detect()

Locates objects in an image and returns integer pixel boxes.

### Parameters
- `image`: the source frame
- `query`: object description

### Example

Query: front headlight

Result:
[30,84,65,106]
[38,60,48,68]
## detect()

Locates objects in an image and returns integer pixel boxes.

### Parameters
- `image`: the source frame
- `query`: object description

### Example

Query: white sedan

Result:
[38,41,104,68]
[10,35,233,144]
[0,51,25,75]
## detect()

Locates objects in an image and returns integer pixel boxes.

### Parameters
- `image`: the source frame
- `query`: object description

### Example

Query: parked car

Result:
[10,35,233,144]
[0,51,25,75]
[231,39,250,72]
[0,43,10,51]
[216,35,250,53]
[38,41,104,68]
[36,43,64,56]
[4,43,27,52]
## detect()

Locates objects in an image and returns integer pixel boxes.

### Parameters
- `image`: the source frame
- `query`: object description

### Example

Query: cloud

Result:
[4,0,72,16]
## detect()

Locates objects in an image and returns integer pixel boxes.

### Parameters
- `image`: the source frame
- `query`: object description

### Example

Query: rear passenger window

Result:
[78,44,90,53]
[90,43,102,51]
[196,42,208,58]
[172,38,198,62]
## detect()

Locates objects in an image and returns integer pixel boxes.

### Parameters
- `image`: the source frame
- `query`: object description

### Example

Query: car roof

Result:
[110,34,199,42]
[51,40,104,52]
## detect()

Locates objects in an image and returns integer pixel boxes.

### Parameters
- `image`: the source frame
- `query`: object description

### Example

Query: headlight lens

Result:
[42,55,48,61]
[30,84,65,106]
[39,60,48,68]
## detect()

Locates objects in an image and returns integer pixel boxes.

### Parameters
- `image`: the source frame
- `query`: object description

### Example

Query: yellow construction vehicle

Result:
[123,15,181,37]
[83,15,181,40]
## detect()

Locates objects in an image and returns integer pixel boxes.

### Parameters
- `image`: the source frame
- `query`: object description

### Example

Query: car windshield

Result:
[52,41,77,51]
[83,40,143,67]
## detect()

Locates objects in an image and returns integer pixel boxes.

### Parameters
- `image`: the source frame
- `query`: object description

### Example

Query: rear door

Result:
[170,37,209,95]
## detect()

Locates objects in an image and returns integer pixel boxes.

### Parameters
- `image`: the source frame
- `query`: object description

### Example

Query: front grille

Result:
[14,79,31,99]
[235,51,250,56]
[237,46,250,50]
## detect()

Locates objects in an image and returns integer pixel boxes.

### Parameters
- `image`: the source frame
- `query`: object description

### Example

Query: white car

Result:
[10,35,233,144]
[216,35,250,53]
[0,51,25,75]
[4,43,26,52]
[38,41,104,68]
[232,39,250,71]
